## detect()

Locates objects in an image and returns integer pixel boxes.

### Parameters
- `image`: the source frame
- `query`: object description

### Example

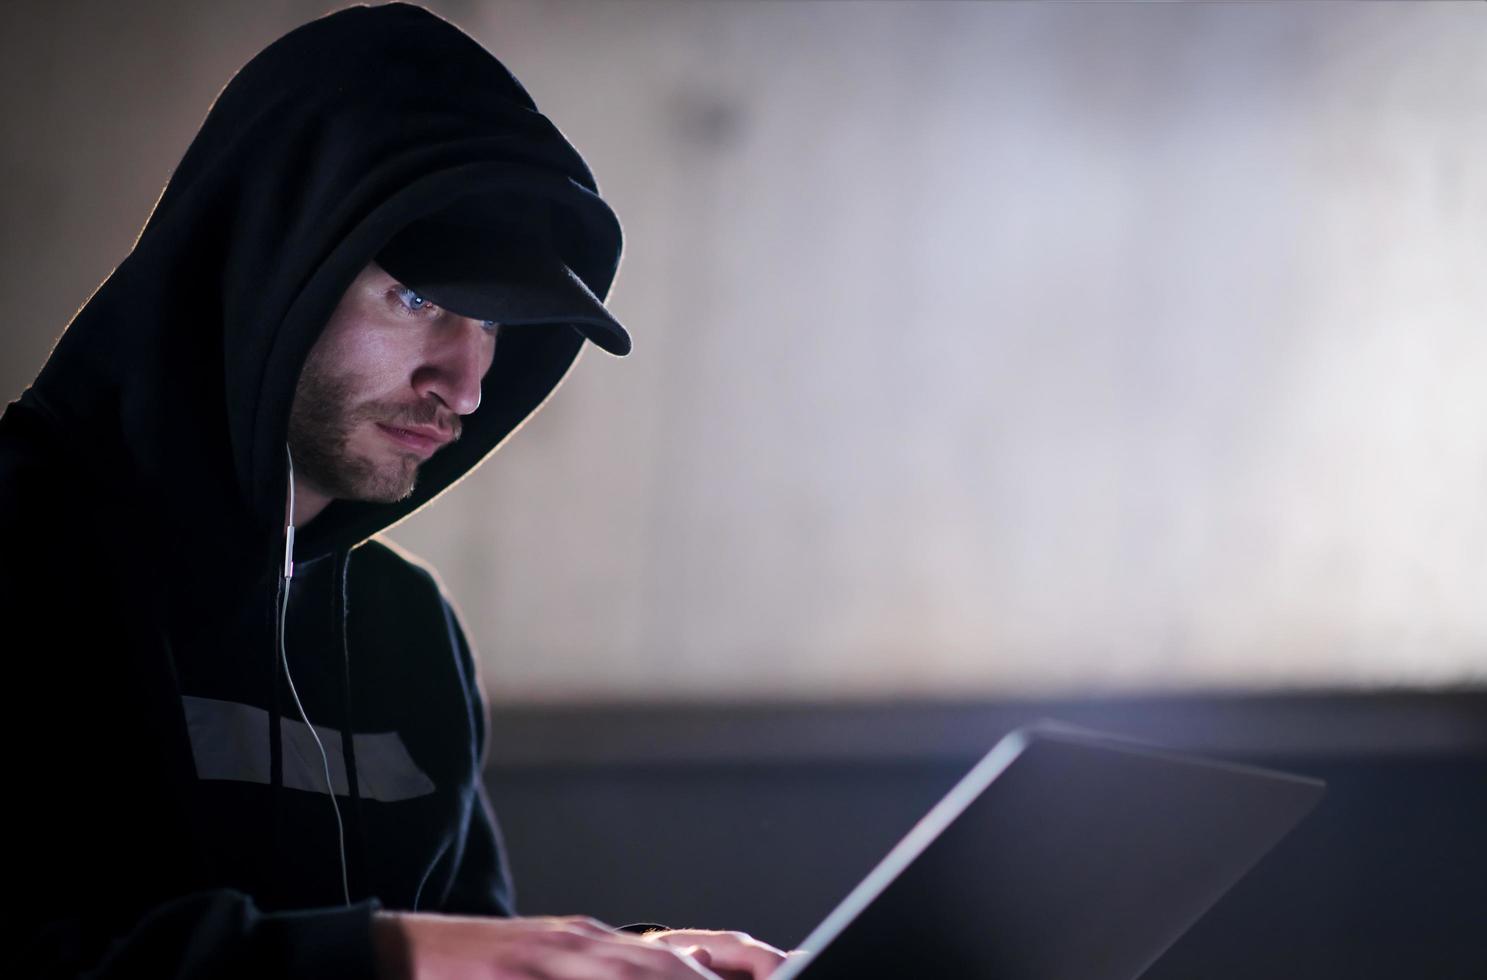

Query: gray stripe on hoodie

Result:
[182,694,436,802]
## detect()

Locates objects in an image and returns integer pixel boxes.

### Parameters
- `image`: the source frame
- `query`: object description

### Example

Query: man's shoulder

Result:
[0,404,89,542]
[352,534,454,601]
[0,405,63,503]
[350,536,480,666]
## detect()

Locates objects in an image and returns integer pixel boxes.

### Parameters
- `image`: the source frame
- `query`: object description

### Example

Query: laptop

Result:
[773,721,1325,979]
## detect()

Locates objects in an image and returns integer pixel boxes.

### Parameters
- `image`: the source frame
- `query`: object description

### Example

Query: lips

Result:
[376,423,451,457]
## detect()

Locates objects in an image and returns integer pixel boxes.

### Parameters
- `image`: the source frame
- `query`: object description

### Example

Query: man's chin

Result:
[326,457,420,506]
[354,471,419,505]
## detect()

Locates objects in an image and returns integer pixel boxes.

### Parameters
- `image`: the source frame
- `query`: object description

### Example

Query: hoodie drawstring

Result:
[271,543,366,905]
[269,566,286,901]
[336,546,370,900]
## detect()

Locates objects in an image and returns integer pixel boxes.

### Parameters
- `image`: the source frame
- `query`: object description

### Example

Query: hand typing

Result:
[371,911,726,980]
[643,928,791,980]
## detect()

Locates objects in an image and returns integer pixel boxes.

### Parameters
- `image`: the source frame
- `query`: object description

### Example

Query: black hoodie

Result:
[1,4,623,977]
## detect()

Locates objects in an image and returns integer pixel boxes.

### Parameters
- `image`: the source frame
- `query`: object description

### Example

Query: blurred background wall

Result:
[3,2,1484,976]
[4,0,1484,702]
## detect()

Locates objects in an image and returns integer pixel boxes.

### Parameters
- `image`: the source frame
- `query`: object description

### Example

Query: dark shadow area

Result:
[486,693,1486,978]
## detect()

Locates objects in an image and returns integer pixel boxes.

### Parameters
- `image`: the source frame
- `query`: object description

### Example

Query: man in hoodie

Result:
[1,5,784,979]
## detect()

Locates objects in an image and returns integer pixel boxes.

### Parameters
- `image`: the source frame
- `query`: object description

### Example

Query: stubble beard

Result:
[287,363,421,506]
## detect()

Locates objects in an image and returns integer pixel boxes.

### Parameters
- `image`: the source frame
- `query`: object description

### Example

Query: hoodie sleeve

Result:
[66,892,383,980]
[442,778,518,918]
[437,591,517,918]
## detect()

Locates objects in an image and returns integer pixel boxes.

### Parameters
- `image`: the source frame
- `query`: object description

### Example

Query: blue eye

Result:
[395,284,497,335]
[395,285,436,314]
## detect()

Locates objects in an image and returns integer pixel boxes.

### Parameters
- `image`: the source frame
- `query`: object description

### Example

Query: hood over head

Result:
[16,1,624,564]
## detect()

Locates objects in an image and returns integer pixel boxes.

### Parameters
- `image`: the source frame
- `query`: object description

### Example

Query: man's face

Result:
[288,260,499,505]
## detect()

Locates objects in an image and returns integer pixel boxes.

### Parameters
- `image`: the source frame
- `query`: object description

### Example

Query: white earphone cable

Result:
[282,444,351,907]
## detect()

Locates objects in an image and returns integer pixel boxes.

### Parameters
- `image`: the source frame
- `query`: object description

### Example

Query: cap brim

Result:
[376,216,632,356]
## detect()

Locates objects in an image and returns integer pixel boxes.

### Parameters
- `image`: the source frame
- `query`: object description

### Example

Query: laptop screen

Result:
[776,723,1324,980]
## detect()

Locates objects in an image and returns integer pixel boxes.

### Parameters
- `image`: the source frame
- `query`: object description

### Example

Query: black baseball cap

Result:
[375,201,631,356]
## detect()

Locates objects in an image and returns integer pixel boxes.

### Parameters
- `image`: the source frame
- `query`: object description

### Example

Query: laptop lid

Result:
[775,722,1325,980]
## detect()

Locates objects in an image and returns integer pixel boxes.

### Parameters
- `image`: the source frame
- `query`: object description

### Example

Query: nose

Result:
[411,317,493,417]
